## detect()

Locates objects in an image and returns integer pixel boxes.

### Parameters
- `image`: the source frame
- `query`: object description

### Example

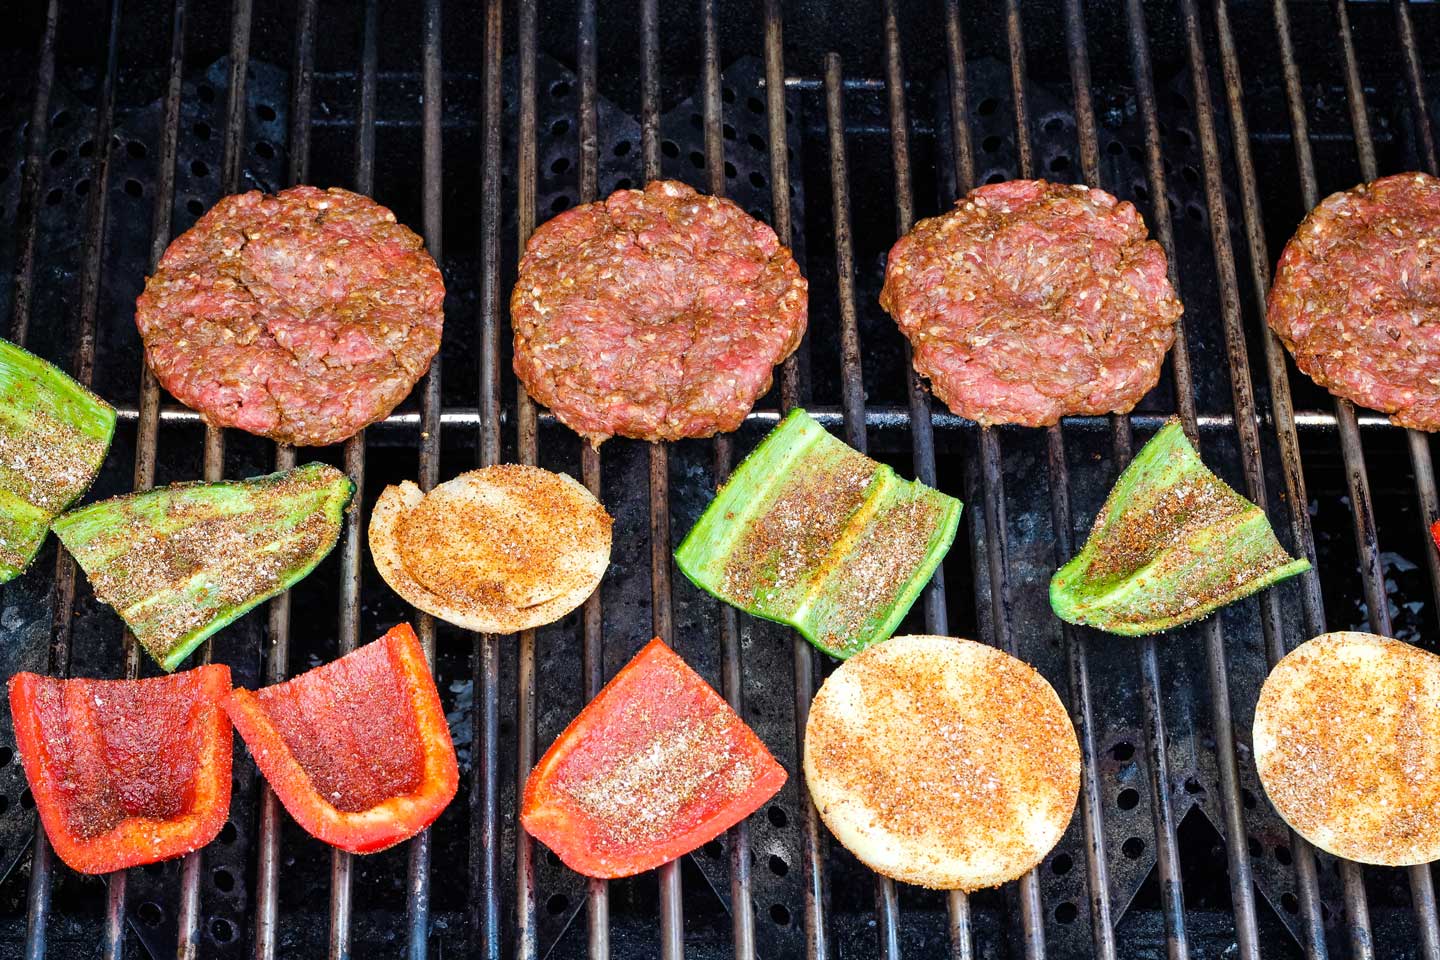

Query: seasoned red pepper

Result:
[521,638,786,879]
[8,665,233,875]
[224,623,457,854]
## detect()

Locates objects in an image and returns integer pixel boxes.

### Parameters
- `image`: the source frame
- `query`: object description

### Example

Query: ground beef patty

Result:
[511,180,807,444]
[136,186,444,446]
[879,179,1182,427]
[1268,172,1440,432]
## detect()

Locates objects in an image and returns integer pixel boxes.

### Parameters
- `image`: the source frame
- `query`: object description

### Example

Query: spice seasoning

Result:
[52,463,353,670]
[1050,418,1308,634]
[676,408,962,659]
[0,337,115,580]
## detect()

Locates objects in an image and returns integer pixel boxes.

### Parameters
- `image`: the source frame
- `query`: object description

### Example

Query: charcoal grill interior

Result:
[3,0,1440,957]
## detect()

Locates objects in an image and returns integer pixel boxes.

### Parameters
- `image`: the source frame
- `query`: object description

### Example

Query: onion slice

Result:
[1254,631,1440,866]
[804,634,1080,891]
[369,465,612,634]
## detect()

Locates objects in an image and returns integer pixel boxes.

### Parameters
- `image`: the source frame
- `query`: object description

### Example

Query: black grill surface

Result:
[2,1,1440,958]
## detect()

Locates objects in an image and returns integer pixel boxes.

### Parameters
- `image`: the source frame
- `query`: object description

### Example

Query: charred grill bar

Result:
[1015,1,1125,956]
[17,0,112,957]
[515,0,539,947]
[473,1,504,958]
[405,2,446,955]
[4,1,1440,958]
[324,2,377,954]
[104,0,186,953]
[701,2,760,956]
[1173,0,1332,953]
[251,0,310,953]
[574,2,610,957]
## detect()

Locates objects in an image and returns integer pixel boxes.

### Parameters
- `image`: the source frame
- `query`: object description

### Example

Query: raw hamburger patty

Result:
[136,186,444,446]
[511,180,807,444]
[1267,172,1440,432]
[879,179,1182,427]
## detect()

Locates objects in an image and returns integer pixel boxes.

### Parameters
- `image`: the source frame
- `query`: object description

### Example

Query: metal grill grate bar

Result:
[760,9,831,959]
[1118,4,1268,957]
[8,0,59,349]
[877,1,954,951]
[1264,6,1379,949]
[1052,5,1124,957]
[21,1,121,956]
[119,0,190,955]
[514,0,541,953]
[1328,3,1440,953]
[83,0,127,955]
[876,6,912,954]
[252,0,315,954]
[104,0,179,939]
[1002,3,1111,955]
[325,1,379,954]
[699,1,759,956]
[470,0,504,955]
[1396,2,1438,173]
[177,0,251,952]
[404,1,446,954]
[16,8,61,951]
[633,2,686,956]
[1172,1,1335,955]
[763,0,800,413]
[934,9,979,953]
[1117,10,1199,960]
[1045,4,1121,957]
[572,1,610,955]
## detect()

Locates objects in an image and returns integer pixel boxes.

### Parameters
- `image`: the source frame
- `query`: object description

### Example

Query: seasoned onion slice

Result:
[1254,632,1440,866]
[369,465,612,633]
[804,634,1080,891]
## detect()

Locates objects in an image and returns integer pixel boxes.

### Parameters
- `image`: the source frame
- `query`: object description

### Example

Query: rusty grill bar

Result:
[4,1,1440,957]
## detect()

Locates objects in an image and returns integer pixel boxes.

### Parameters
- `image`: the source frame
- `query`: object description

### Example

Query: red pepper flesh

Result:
[8,664,233,875]
[1432,519,1440,554]
[225,623,457,854]
[521,637,787,879]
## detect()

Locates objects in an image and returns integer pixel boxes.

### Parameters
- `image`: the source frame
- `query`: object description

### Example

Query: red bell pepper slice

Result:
[521,637,787,879]
[224,623,457,854]
[8,664,233,875]
[1432,519,1440,554]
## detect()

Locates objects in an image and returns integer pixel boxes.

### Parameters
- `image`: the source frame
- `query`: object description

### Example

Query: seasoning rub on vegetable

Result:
[521,638,786,879]
[225,623,458,854]
[1050,418,1309,635]
[8,664,233,874]
[675,408,962,659]
[0,337,115,582]
[51,462,353,671]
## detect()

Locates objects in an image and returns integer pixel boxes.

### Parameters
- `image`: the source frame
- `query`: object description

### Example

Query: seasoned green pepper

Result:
[0,337,115,582]
[52,463,353,670]
[675,409,962,658]
[1050,418,1309,635]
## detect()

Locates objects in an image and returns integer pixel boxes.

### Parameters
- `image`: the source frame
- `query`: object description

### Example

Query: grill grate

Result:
[2,1,1440,958]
